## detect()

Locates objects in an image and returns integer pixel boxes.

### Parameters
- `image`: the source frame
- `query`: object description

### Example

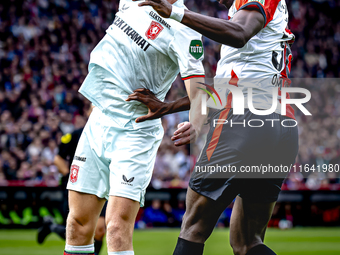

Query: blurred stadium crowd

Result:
[0,0,339,190]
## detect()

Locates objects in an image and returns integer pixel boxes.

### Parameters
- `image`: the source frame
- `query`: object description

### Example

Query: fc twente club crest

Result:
[70,165,79,183]
[145,21,163,40]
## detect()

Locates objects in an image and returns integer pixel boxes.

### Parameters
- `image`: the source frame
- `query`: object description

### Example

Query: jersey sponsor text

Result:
[113,16,151,51]
[149,11,171,29]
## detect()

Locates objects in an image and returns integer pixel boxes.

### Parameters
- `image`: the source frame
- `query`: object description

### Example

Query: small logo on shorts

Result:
[70,165,79,183]
[122,175,134,186]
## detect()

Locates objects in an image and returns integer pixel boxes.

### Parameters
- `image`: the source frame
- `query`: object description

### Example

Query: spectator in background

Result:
[143,200,168,227]
[41,139,58,165]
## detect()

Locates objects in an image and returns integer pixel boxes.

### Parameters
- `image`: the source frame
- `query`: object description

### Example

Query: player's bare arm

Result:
[136,0,264,48]
[171,78,207,146]
[126,88,190,123]
[127,78,207,146]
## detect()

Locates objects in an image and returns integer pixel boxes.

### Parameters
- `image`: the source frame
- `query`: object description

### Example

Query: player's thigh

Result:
[180,187,235,242]
[67,191,106,245]
[67,109,111,199]
[108,124,163,207]
[68,190,106,230]
[105,196,140,233]
[229,196,275,253]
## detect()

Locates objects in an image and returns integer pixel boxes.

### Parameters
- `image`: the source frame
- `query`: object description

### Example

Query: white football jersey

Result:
[214,0,295,119]
[79,0,204,127]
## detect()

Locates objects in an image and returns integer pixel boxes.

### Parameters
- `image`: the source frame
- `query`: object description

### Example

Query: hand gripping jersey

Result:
[214,0,295,119]
[79,0,204,128]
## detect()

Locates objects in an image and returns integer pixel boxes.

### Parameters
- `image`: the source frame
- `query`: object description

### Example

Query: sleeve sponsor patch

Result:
[189,40,204,60]
[61,133,72,144]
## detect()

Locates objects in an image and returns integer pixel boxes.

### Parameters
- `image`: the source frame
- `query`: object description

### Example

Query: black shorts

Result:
[189,108,299,203]
[100,201,107,217]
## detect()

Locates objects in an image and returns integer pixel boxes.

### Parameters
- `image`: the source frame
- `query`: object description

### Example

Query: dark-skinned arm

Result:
[126,88,190,123]
[162,95,190,113]
[136,0,264,48]
[181,9,264,48]
[127,78,207,146]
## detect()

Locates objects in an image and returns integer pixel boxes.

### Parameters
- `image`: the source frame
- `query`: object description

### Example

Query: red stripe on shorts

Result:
[206,70,238,161]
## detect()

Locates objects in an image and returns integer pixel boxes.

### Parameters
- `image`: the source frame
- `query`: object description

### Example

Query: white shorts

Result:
[67,107,164,207]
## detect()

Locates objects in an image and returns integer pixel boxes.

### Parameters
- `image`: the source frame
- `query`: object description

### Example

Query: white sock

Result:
[65,243,95,253]
[108,251,134,255]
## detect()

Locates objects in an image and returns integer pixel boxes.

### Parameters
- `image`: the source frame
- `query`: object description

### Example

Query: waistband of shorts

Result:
[91,107,162,130]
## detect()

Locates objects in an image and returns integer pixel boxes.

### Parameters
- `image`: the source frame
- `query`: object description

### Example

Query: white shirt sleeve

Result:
[169,27,205,80]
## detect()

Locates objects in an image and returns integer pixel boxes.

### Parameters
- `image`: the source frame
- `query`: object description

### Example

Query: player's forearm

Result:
[189,87,207,134]
[163,96,190,115]
[54,155,69,176]
[190,104,207,136]
[185,78,208,133]
[181,10,247,48]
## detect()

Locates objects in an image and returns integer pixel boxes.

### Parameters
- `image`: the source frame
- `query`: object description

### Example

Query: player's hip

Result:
[84,107,164,156]
[80,64,163,129]
[67,108,164,206]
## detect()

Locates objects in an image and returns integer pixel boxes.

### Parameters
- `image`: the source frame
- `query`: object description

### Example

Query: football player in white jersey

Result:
[64,0,207,255]
[133,0,299,255]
